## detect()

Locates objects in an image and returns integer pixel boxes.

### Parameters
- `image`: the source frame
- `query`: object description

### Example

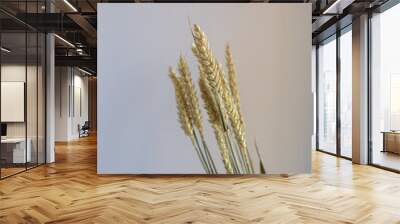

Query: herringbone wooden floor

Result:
[1,135,400,224]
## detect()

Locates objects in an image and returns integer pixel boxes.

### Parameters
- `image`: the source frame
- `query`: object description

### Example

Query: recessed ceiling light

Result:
[54,34,75,48]
[63,0,78,12]
[1,47,11,53]
[78,67,93,76]
[322,0,353,14]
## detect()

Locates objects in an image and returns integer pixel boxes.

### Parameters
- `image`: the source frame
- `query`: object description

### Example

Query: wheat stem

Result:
[192,130,212,174]
[190,135,210,174]
[199,131,218,174]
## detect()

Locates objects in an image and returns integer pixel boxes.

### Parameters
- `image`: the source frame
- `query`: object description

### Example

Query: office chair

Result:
[79,121,90,138]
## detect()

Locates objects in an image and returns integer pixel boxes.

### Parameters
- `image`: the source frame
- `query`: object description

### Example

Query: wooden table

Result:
[382,131,400,154]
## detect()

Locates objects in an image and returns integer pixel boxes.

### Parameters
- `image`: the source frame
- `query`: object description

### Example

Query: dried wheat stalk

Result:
[191,24,254,174]
[178,56,217,174]
[199,72,234,174]
[169,67,211,173]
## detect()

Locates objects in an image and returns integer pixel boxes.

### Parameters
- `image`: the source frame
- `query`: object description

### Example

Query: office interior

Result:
[0,1,97,179]
[316,3,400,172]
[0,0,399,178]
[1,0,400,222]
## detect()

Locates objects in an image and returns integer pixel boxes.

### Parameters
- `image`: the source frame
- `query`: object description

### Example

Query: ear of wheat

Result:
[178,56,203,132]
[169,67,193,137]
[168,24,265,174]
[225,44,242,117]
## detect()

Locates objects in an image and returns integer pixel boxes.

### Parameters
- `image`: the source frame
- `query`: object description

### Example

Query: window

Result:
[340,29,352,158]
[318,36,337,154]
[316,26,353,159]
[371,3,400,171]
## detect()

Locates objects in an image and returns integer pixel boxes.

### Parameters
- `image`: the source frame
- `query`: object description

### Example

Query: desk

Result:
[382,131,400,154]
[1,138,31,164]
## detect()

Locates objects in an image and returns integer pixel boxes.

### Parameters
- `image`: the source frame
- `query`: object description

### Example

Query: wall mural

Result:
[98,4,312,174]
[169,24,265,174]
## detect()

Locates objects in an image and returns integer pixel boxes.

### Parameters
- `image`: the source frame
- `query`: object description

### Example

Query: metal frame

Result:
[336,28,341,158]
[367,11,373,166]
[316,44,320,151]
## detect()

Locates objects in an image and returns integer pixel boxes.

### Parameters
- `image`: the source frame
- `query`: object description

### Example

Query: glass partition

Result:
[0,31,27,177]
[27,31,38,169]
[0,2,46,179]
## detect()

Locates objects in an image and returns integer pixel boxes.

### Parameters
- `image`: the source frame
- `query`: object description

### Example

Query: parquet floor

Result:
[1,135,400,223]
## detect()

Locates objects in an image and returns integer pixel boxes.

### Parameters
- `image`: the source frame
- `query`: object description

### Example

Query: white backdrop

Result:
[98,3,312,174]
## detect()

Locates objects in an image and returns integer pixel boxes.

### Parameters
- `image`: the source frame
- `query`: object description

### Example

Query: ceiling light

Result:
[78,67,93,76]
[323,0,342,14]
[54,34,75,48]
[1,47,11,53]
[63,0,78,12]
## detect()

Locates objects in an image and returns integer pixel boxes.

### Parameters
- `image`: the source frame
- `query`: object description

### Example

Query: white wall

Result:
[55,67,89,141]
[1,65,41,138]
[98,4,312,174]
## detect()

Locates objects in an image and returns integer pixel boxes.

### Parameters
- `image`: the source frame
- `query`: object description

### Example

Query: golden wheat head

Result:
[225,44,241,108]
[169,67,193,137]
[177,56,203,132]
